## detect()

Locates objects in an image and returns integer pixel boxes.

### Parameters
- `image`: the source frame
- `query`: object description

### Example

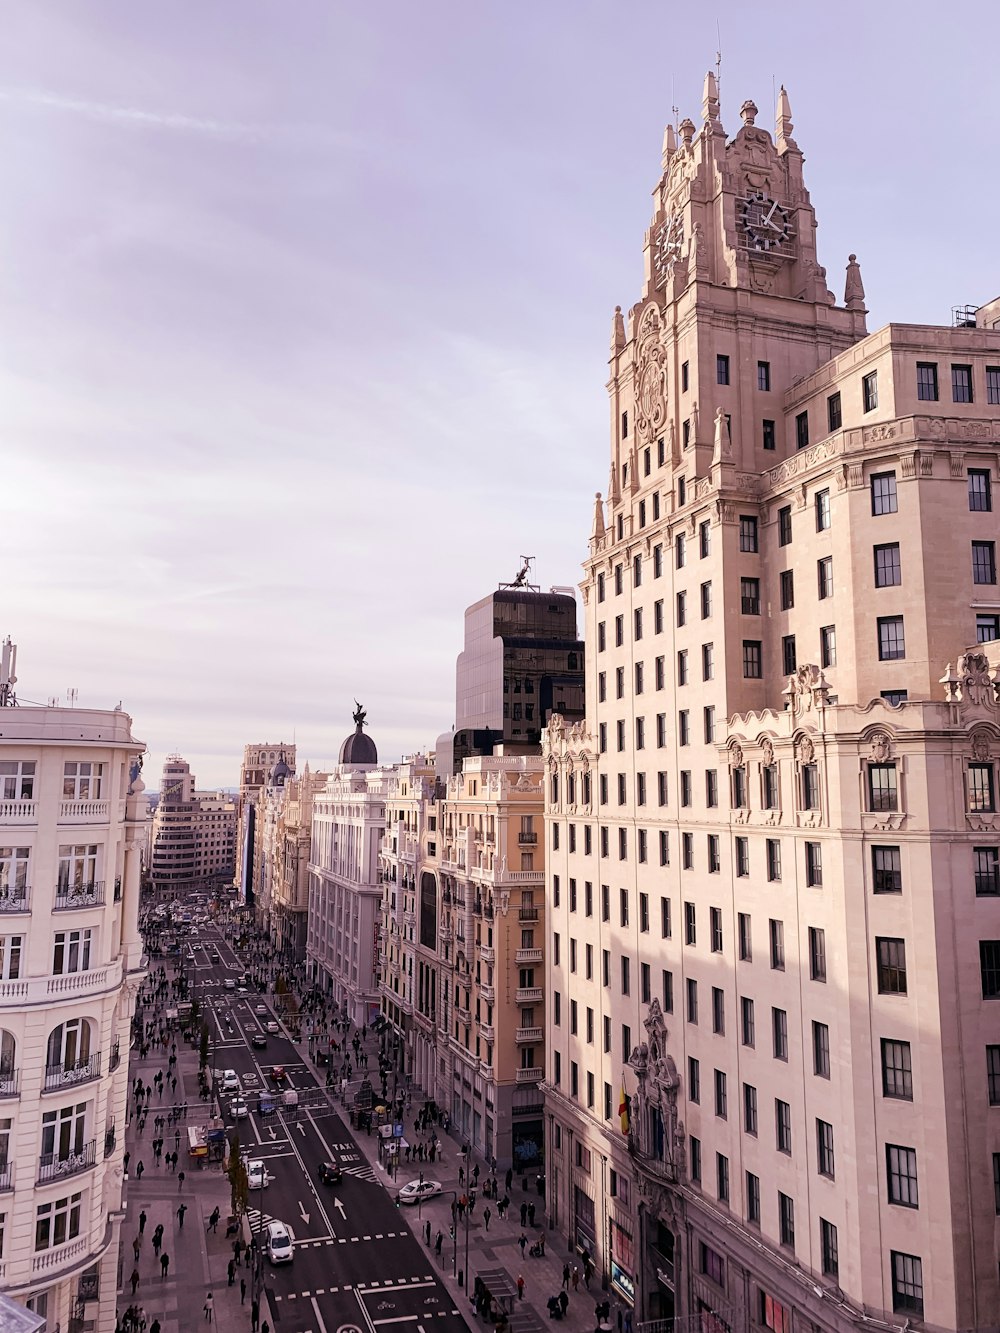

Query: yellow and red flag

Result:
[618,1079,630,1135]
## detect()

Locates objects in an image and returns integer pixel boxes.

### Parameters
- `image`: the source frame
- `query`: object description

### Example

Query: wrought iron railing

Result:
[54,882,105,910]
[43,1053,102,1092]
[38,1140,96,1183]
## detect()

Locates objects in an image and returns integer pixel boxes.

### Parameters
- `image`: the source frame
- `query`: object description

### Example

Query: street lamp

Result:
[461,1185,477,1291]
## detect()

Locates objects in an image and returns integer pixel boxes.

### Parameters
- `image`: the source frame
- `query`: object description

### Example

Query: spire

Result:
[610,305,626,356]
[844,254,867,312]
[591,492,606,541]
[608,458,620,505]
[702,69,722,132]
[661,122,677,171]
[775,84,797,152]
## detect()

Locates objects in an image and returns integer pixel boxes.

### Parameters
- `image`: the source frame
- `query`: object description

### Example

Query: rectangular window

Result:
[741,577,760,615]
[62,762,104,800]
[680,771,692,806]
[686,978,698,1024]
[916,362,938,401]
[743,1083,758,1135]
[699,522,711,559]
[657,772,668,807]
[682,832,693,868]
[827,391,842,431]
[871,471,897,515]
[763,765,779,810]
[817,556,833,599]
[981,940,1000,998]
[677,651,688,686]
[717,354,730,385]
[869,764,899,812]
[716,1153,729,1203]
[757,361,771,392]
[801,764,820,811]
[615,615,624,647]
[675,591,686,626]
[763,419,776,451]
[772,1007,788,1060]
[891,1252,924,1317]
[706,774,719,812]
[684,901,696,945]
[766,839,781,882]
[678,711,689,746]
[779,569,794,611]
[778,505,792,546]
[775,1099,792,1153]
[876,936,907,994]
[747,1172,761,1225]
[743,641,762,679]
[704,706,715,744]
[820,624,837,668]
[815,489,831,531]
[809,927,827,982]
[736,837,749,877]
[873,845,902,893]
[653,543,663,576]
[660,897,671,936]
[813,1020,831,1078]
[805,841,823,887]
[874,542,901,587]
[877,616,905,661]
[688,1056,700,1104]
[968,763,996,813]
[769,918,785,970]
[634,608,643,640]
[952,363,974,403]
[886,1144,919,1208]
[662,969,673,1012]
[988,367,1000,405]
[732,766,747,809]
[675,534,686,568]
[700,580,712,618]
[690,1136,701,1184]
[795,411,809,449]
[739,516,759,553]
[714,1068,727,1117]
[738,912,751,961]
[862,370,879,412]
[741,996,755,1047]
[712,987,725,1035]
[881,1038,913,1099]
[778,1192,795,1249]
[973,540,997,584]
[653,600,664,633]
[681,362,689,392]
[821,1218,839,1278]
[710,907,723,953]
[975,846,1000,896]
[702,642,714,680]
[817,1120,835,1178]
[988,1045,1000,1104]
[782,634,796,675]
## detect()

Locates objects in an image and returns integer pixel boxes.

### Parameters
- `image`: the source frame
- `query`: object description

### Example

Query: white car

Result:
[220,1070,240,1094]
[224,978,236,990]
[230,1097,249,1120]
[265,1219,293,1264]
[397,1179,442,1205]
[265,1020,280,1034]
[247,1160,272,1191]
[255,1003,267,1015]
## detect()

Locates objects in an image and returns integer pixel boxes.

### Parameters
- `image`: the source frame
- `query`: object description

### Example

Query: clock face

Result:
[739,190,794,252]
[653,211,684,283]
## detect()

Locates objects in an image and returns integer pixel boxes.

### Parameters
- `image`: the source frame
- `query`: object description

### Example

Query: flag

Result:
[618,1079,630,1135]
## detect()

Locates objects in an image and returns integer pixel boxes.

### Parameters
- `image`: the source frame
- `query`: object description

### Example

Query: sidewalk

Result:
[290,1027,621,1333]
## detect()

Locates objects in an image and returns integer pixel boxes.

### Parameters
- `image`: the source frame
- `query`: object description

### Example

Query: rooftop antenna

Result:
[671,75,679,131]
[500,556,539,592]
[715,20,723,110]
[66,688,78,708]
[0,638,17,708]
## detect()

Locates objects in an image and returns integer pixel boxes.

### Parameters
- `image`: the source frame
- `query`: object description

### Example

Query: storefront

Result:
[573,1185,596,1253]
[610,1217,635,1305]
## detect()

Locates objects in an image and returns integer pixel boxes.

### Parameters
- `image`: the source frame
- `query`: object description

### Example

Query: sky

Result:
[2,1,998,787]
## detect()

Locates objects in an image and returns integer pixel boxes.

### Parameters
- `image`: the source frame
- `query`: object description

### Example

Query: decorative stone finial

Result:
[713,406,731,461]
[775,84,797,151]
[661,123,677,170]
[702,70,721,128]
[844,254,867,312]
[591,492,606,540]
[739,99,758,127]
[678,117,695,148]
[610,305,626,355]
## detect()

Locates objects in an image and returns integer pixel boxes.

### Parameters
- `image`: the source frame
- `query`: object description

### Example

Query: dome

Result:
[339,702,377,766]
[268,751,291,787]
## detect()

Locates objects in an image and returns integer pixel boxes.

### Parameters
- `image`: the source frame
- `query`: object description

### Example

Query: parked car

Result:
[230,1097,249,1120]
[247,1160,272,1190]
[397,1179,442,1205]
[265,1220,293,1265]
[318,1160,342,1185]
[220,1070,240,1094]
[250,1033,267,1049]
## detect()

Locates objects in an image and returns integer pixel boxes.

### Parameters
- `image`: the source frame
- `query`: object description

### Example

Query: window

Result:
[881,689,908,705]
[680,771,692,805]
[916,362,938,401]
[772,1007,788,1060]
[712,987,724,1034]
[996,1153,1000,1215]
[689,1137,701,1184]
[616,719,626,752]
[872,845,902,893]
[634,608,643,640]
[717,354,730,385]
[952,363,974,403]
[621,411,628,438]
[871,471,897,515]
[747,1172,761,1225]
[710,907,723,952]
[615,615,624,647]
[597,622,605,652]
[653,600,664,633]
[815,489,831,532]
[989,367,1000,405]
[801,764,820,811]
[741,996,754,1047]
[981,940,1000,998]
[827,391,842,431]
[743,1083,758,1135]
[763,765,779,810]
[881,1039,913,1099]
[776,573,793,616]
[634,554,643,586]
[699,522,711,559]
[738,912,751,960]
[817,1120,835,1177]
[739,516,759,553]
[35,1192,83,1252]
[677,478,686,507]
[782,634,796,675]
[741,577,760,615]
[681,361,689,392]
[657,772,668,807]
[653,544,663,576]
[769,919,785,970]
[862,370,879,412]
[817,556,833,599]
[686,978,698,1024]
[597,672,606,703]
[763,419,776,450]
[813,1020,831,1078]
[0,760,35,801]
[702,643,714,680]
[62,762,104,800]
[868,763,898,812]
[678,711,689,746]
[684,901,696,945]
[601,885,610,922]
[969,763,996,813]
[704,707,715,744]
[820,625,837,668]
[743,641,762,679]
[714,1068,727,1117]
[660,897,671,936]
[795,411,809,449]
[973,540,997,584]
[778,1192,795,1249]
[676,591,686,626]
[874,542,901,587]
[655,657,665,691]
[876,937,907,994]
[757,361,771,391]
[735,836,750,877]
[886,1144,919,1207]
[877,616,905,660]
[52,929,93,976]
[891,1252,924,1317]
[821,1219,839,1278]
[676,533,686,568]
[977,614,1000,643]
[662,970,673,1012]
[700,579,712,617]
[677,651,689,686]
[809,928,827,982]
[620,956,630,996]
[778,505,792,546]
[640,962,651,1003]
[975,846,1000,896]
[682,832,693,868]
[716,1153,729,1203]
[766,839,781,882]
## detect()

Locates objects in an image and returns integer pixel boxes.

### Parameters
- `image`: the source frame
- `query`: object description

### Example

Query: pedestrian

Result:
[152,1232,162,1257]
[251,1300,260,1333]
[132,1236,141,1262]
[130,1269,140,1296]
[208,1206,220,1233]
[234,1237,244,1265]
[178,1170,185,1191]
[227,1259,235,1286]
[528,1202,536,1227]
[572,1265,580,1291]
[240,1278,247,1305]
[434,1231,443,1256]
[424,1220,431,1246]
[176,1203,187,1228]
[505,1168,513,1192]
[518,1233,528,1257]
[139,1209,147,1234]
[124,1150,131,1174]
[519,1202,527,1226]
[150,1320,161,1333]
[562,1264,571,1290]
[262,1322,270,1333]
[558,1290,569,1317]
[484,1206,491,1231]
[135,1160,145,1180]
[458,1165,464,1185]
[517,1275,525,1301]
[203,1292,214,1323]
[160,1252,170,1279]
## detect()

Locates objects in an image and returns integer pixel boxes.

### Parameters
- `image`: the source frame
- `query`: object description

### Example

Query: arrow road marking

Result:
[334,1197,346,1220]
[298,1199,311,1225]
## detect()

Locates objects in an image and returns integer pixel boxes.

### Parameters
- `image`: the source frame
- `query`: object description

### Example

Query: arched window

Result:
[0,1030,14,1088]
[46,1018,92,1074]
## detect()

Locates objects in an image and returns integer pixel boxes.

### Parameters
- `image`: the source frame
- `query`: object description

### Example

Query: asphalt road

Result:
[184,923,468,1333]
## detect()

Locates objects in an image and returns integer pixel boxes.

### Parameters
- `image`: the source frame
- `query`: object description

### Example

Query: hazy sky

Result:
[3,1,997,787]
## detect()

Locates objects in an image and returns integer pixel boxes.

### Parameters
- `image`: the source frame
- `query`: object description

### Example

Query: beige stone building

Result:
[257,765,327,962]
[544,77,1000,1333]
[148,757,236,899]
[234,741,296,908]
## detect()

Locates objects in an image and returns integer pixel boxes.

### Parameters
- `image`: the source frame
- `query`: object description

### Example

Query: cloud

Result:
[0,86,267,138]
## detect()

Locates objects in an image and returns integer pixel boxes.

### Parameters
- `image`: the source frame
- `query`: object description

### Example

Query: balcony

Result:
[516,1027,544,1043]
[44,1053,103,1092]
[480,1023,495,1043]
[54,882,106,911]
[515,986,543,1004]
[515,947,543,964]
[0,1067,19,1098]
[104,1125,116,1158]
[439,924,453,943]
[0,1160,11,1191]
[0,800,36,825]
[0,886,30,915]
[480,946,495,964]
[480,984,495,1003]
[32,1238,88,1274]
[109,1041,121,1072]
[38,1140,97,1184]
[480,1059,494,1080]
[518,907,539,921]
[58,800,110,824]
[518,832,538,845]
[403,910,416,928]
[515,1067,543,1083]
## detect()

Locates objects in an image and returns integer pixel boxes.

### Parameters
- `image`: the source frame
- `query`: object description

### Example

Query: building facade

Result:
[257,764,327,962]
[0,702,146,1333]
[148,757,236,899]
[544,78,1000,1333]
[234,742,296,907]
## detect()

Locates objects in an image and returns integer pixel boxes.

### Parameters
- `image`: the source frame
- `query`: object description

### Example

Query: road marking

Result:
[373,1319,418,1327]
[311,1296,330,1333]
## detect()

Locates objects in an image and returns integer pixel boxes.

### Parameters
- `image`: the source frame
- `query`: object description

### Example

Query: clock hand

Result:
[762,200,779,227]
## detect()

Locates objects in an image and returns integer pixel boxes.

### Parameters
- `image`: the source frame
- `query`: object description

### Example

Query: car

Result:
[230,1097,249,1120]
[265,1219,293,1265]
[210,951,221,963]
[255,1004,267,1015]
[250,1033,267,1049]
[237,986,249,995]
[318,1160,342,1185]
[247,1160,272,1190]
[266,1021,280,1034]
[270,1065,287,1084]
[220,1070,240,1094]
[186,951,196,962]
[396,1179,442,1205]
[224,978,236,990]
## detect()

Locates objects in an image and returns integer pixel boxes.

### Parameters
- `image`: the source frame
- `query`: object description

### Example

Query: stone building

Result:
[544,77,1000,1333]
[0,693,145,1332]
[258,763,328,962]
[148,756,236,899]
[234,741,296,908]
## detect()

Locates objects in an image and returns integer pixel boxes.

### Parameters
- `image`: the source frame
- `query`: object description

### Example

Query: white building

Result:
[0,694,146,1332]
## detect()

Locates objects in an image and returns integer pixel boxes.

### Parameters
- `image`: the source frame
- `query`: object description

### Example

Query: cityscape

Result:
[2,9,1000,1333]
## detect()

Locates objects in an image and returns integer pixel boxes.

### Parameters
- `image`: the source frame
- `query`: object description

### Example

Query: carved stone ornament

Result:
[728,743,744,769]
[797,735,815,764]
[760,738,775,767]
[627,998,684,1180]
[784,663,822,714]
[961,651,997,707]
[548,712,565,737]
[869,732,891,763]
[971,730,992,762]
